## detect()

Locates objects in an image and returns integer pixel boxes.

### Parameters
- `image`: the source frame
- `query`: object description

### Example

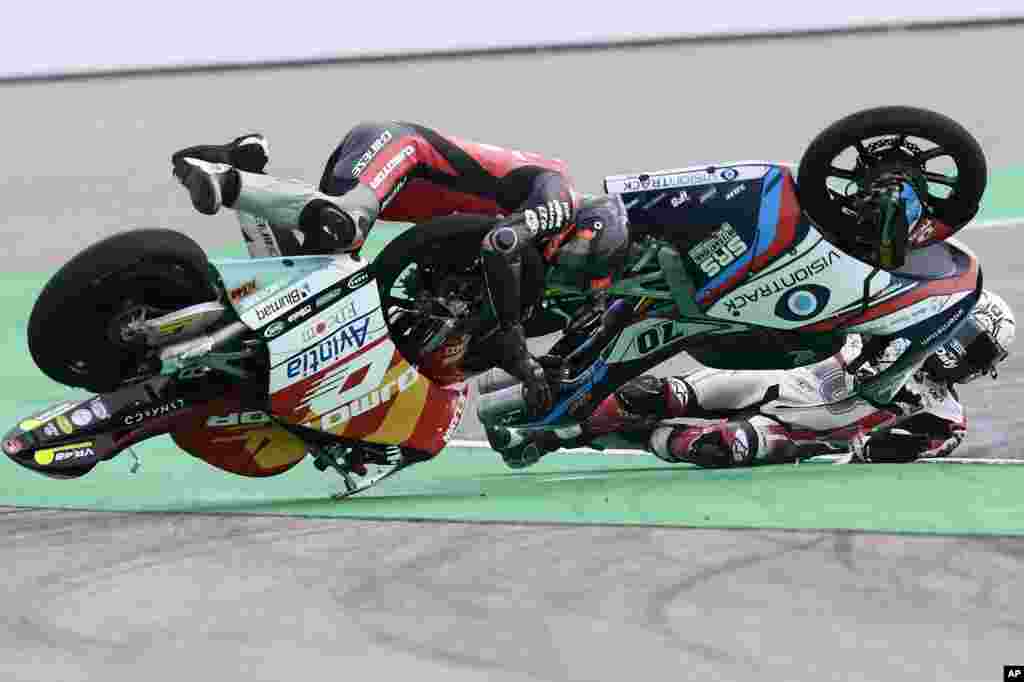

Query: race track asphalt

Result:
[2,22,1024,681]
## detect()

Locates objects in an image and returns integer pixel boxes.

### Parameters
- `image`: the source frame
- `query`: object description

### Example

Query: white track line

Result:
[964,217,1024,231]
[448,439,1024,464]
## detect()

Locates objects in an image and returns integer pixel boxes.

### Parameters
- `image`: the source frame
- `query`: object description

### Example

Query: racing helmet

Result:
[544,195,631,292]
[923,289,1016,384]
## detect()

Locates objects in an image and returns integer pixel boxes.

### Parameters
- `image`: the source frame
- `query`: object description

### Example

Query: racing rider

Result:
[506,289,1015,468]
[170,126,630,418]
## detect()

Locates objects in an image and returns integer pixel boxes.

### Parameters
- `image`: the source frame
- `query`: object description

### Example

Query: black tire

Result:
[797,106,987,260]
[28,228,216,392]
[371,214,499,365]
[371,213,499,300]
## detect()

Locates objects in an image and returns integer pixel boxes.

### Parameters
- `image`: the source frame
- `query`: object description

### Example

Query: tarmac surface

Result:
[2,22,1024,682]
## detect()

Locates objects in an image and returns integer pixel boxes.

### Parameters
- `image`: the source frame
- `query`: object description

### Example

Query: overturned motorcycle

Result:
[3,106,988,493]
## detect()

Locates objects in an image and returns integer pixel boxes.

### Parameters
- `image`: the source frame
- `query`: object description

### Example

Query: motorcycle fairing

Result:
[702,229,894,329]
[2,373,227,479]
[210,254,367,330]
[605,162,811,308]
[797,241,979,335]
[171,394,308,477]
[264,273,468,457]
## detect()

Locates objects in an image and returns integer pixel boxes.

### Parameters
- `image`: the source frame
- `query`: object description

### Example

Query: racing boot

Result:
[174,159,240,215]
[172,133,269,175]
[648,421,757,468]
[649,416,795,468]
[172,134,269,216]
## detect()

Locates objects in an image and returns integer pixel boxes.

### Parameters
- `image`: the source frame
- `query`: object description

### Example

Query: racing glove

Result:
[496,323,553,419]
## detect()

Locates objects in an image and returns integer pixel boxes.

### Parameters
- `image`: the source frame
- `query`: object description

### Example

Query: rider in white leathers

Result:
[510,289,1015,468]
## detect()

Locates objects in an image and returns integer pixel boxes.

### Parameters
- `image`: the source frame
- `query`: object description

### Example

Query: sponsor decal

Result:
[206,411,272,428]
[719,167,739,181]
[123,399,187,426]
[775,284,832,321]
[320,365,420,430]
[89,399,110,420]
[3,438,22,455]
[20,402,75,431]
[369,145,415,190]
[351,129,393,177]
[922,307,966,346]
[935,340,964,368]
[725,184,747,201]
[302,300,359,343]
[347,271,369,289]
[286,317,372,379]
[264,320,288,338]
[254,282,312,323]
[56,415,73,435]
[551,200,565,229]
[689,222,748,278]
[229,279,258,302]
[250,218,281,256]
[619,170,717,193]
[724,250,841,315]
[315,287,344,309]
[537,205,550,232]
[442,391,468,444]
[670,191,690,208]
[70,409,93,427]
[524,209,540,234]
[381,177,408,210]
[698,187,718,205]
[34,441,95,466]
[43,422,60,438]
[287,304,312,324]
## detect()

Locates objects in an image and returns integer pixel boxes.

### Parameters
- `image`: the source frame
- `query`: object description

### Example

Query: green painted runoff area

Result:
[2,439,1023,535]
[2,168,1024,533]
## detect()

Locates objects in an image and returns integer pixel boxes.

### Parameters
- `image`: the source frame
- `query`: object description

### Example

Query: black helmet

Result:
[923,290,1015,384]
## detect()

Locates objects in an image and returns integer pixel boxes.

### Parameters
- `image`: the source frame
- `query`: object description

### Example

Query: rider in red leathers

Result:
[170,124,630,418]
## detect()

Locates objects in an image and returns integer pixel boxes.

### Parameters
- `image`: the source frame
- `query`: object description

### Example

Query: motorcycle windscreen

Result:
[260,274,469,457]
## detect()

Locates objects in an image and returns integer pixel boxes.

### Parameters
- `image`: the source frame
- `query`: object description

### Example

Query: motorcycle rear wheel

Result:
[28,228,217,393]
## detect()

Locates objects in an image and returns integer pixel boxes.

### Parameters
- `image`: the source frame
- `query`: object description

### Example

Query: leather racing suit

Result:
[171,122,630,417]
